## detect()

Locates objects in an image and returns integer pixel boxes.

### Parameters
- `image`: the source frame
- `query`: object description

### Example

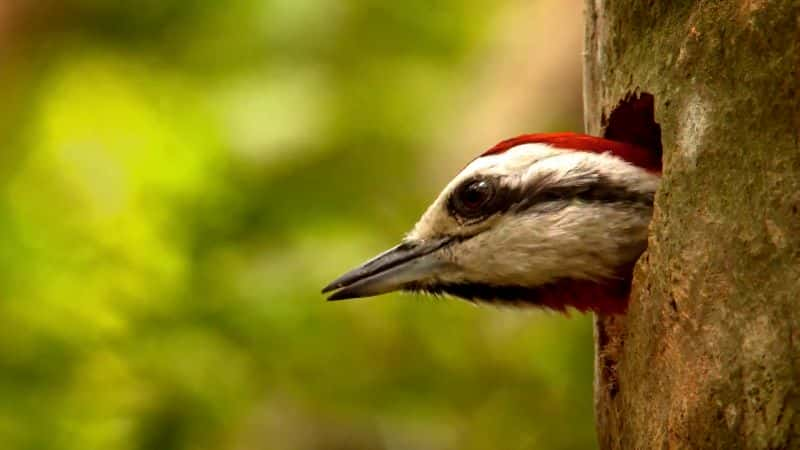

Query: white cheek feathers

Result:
[442,201,653,286]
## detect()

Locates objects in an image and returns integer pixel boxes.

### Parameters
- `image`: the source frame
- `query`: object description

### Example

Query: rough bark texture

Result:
[584,1,800,448]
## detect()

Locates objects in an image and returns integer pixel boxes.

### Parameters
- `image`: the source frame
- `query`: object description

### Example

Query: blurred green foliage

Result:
[0,1,596,449]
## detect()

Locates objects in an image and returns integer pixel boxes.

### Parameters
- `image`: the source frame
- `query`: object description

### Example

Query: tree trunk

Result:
[583,1,800,448]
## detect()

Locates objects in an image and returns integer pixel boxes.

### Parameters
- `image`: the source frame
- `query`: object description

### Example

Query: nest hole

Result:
[602,92,663,171]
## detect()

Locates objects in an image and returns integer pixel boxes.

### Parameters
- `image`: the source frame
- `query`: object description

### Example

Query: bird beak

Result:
[322,237,452,301]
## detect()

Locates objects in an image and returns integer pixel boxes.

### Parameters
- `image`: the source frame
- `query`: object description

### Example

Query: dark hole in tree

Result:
[602,92,663,171]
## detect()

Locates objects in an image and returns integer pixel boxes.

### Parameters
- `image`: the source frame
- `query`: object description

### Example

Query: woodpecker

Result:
[322,133,661,314]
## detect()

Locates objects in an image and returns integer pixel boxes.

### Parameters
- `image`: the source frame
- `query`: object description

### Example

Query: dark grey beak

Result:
[322,237,452,301]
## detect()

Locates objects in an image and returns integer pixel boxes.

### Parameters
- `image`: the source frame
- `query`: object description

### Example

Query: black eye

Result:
[450,178,495,218]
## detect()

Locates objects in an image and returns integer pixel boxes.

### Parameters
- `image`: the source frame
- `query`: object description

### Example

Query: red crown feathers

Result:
[481,132,662,174]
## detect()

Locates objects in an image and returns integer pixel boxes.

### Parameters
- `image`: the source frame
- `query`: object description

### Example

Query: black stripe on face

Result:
[513,172,654,212]
[446,172,654,223]
[406,279,633,313]
[408,282,544,303]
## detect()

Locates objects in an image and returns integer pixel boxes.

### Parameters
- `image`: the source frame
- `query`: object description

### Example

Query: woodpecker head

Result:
[323,133,661,314]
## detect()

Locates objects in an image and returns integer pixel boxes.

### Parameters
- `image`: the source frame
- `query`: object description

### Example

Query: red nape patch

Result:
[480,132,662,173]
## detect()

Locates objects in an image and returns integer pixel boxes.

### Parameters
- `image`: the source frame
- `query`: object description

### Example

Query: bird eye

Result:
[451,178,495,217]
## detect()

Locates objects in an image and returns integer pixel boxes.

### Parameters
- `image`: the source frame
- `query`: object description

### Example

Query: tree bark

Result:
[584,1,800,448]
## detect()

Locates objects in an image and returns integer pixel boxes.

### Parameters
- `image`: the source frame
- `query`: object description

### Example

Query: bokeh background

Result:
[0,1,593,449]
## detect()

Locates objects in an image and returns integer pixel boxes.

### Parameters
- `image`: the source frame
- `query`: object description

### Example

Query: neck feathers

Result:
[528,278,631,314]
[412,276,633,315]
